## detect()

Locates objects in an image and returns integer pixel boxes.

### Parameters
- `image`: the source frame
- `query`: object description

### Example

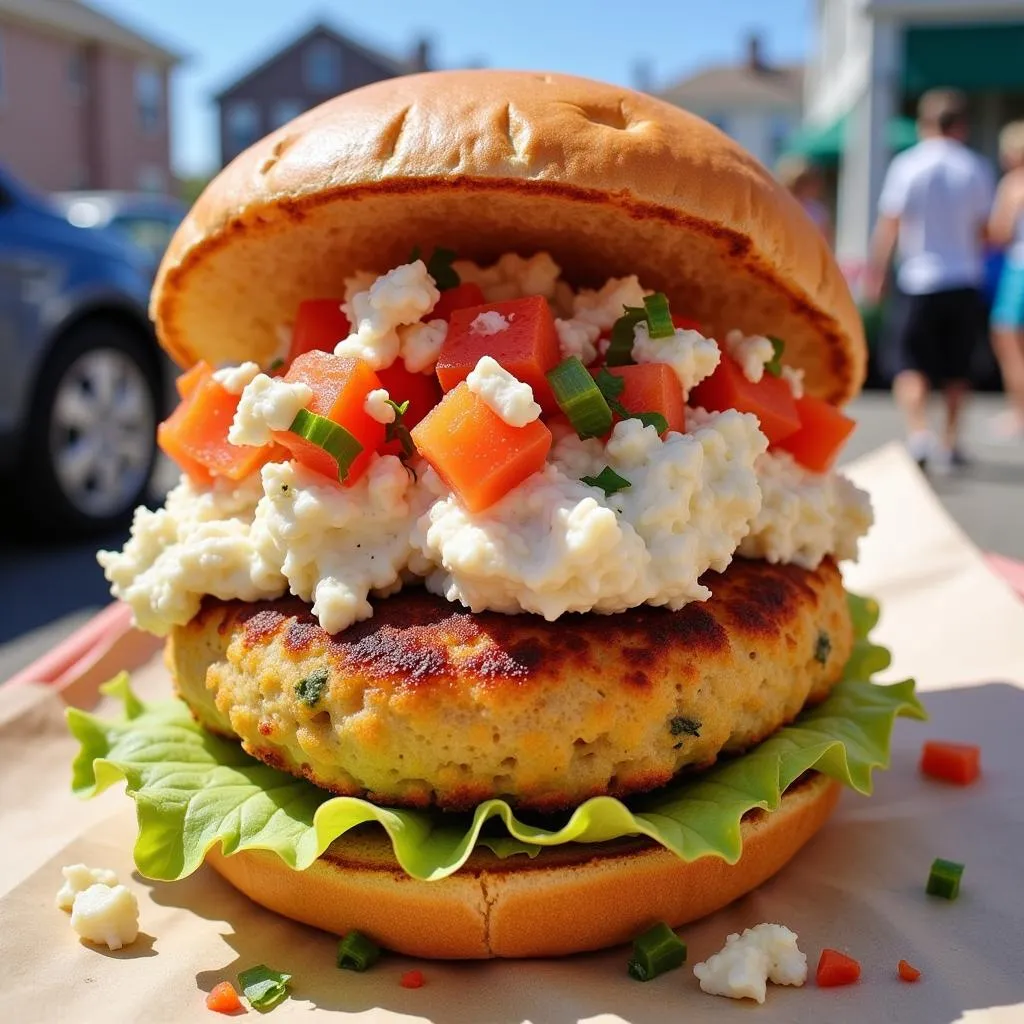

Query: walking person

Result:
[866,89,994,471]
[987,121,1024,440]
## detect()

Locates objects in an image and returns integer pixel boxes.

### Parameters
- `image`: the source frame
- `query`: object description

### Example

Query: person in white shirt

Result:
[866,89,994,471]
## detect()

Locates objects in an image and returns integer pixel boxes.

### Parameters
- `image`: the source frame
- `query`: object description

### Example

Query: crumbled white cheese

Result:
[466,356,541,427]
[399,319,447,373]
[213,361,261,395]
[70,884,140,951]
[341,270,377,321]
[56,864,118,911]
[572,276,648,331]
[364,388,396,424]
[633,324,721,394]
[411,411,765,619]
[471,310,511,335]
[98,474,285,635]
[725,329,776,383]
[693,924,807,1003]
[554,317,601,365]
[782,365,805,398]
[739,450,873,567]
[454,252,562,302]
[335,260,440,369]
[227,373,312,447]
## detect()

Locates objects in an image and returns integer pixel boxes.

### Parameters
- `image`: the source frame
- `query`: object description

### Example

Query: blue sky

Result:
[89,0,810,176]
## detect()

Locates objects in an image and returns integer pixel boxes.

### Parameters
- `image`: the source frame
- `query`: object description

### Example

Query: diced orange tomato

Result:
[274,350,385,485]
[898,960,922,983]
[775,394,856,473]
[205,981,243,1013]
[399,969,425,989]
[158,374,280,482]
[175,360,212,400]
[816,949,861,987]
[594,364,685,436]
[432,282,486,322]
[288,299,351,363]
[436,295,561,412]
[920,740,981,785]
[689,354,801,444]
[411,382,552,512]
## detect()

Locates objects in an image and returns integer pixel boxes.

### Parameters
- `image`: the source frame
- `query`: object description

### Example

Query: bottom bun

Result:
[206,773,840,959]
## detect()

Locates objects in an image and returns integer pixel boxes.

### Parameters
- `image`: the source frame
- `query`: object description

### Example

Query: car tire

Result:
[20,320,162,536]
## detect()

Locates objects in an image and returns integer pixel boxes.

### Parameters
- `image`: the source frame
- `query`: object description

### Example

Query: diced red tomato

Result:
[689,354,801,444]
[898,960,922,983]
[775,394,856,473]
[816,949,861,987]
[399,969,425,989]
[432,282,486,322]
[594,364,685,436]
[205,981,243,1013]
[436,295,561,412]
[920,740,981,785]
[274,350,384,485]
[376,361,442,427]
[288,299,351,363]
[158,372,281,482]
[411,382,553,512]
[671,314,703,333]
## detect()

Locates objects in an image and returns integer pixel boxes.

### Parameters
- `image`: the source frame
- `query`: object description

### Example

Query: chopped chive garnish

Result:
[295,667,329,707]
[765,336,785,377]
[267,357,285,373]
[627,922,687,981]
[581,466,631,496]
[815,631,832,665]
[546,358,614,439]
[237,964,292,1011]
[606,306,646,366]
[288,407,363,483]
[337,930,381,971]
[410,246,460,290]
[635,411,669,434]
[643,293,674,339]
[594,369,669,436]
[926,858,964,900]
[385,399,415,458]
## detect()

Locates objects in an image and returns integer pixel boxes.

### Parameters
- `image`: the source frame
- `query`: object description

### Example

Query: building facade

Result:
[799,0,1024,292]
[216,24,429,168]
[0,0,179,194]
[658,35,803,171]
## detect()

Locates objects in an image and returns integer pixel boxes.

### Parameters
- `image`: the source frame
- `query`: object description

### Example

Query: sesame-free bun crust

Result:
[153,70,865,403]
[206,772,840,959]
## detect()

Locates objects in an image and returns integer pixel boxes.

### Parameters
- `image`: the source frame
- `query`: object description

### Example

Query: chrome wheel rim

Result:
[49,348,155,517]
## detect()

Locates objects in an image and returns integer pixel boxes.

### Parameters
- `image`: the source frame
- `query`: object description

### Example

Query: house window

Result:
[69,48,87,99]
[227,100,260,151]
[304,39,341,93]
[270,99,304,129]
[136,64,163,134]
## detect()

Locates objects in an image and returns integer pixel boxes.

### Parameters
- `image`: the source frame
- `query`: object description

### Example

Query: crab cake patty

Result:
[168,557,852,812]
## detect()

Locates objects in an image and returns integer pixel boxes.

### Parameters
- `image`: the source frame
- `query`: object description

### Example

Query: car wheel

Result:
[21,321,162,535]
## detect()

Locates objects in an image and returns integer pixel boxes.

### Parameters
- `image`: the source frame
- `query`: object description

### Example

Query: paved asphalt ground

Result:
[2,391,1022,683]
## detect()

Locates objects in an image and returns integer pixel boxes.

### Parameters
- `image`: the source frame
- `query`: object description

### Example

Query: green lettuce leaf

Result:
[68,593,924,882]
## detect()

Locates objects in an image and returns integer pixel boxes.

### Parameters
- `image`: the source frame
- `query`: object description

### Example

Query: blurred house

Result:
[657,34,803,171]
[792,0,1024,292]
[0,0,180,193]
[216,23,430,167]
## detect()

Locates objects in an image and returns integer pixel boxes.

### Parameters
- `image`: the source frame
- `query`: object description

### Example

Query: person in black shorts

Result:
[866,90,994,471]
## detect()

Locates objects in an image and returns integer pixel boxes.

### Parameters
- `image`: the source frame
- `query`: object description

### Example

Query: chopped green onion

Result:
[410,245,460,290]
[581,466,631,496]
[926,858,964,900]
[237,964,292,1011]
[337,930,381,972]
[384,398,416,459]
[288,407,363,483]
[606,306,646,366]
[635,411,669,434]
[643,293,674,339]
[594,370,669,436]
[627,922,688,981]
[295,667,329,707]
[267,357,285,373]
[546,358,614,439]
[765,336,785,377]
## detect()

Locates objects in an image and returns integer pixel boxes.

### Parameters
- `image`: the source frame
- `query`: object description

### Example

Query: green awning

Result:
[904,24,1024,94]
[784,116,917,162]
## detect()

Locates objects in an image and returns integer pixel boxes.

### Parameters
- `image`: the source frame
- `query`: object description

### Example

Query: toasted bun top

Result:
[154,70,865,404]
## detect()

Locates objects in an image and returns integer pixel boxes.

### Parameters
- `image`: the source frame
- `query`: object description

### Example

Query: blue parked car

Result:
[0,165,169,534]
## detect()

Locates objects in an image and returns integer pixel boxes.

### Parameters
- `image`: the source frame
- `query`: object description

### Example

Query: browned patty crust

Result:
[169,557,852,812]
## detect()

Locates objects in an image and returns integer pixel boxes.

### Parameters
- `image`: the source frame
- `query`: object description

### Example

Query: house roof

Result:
[215,21,410,101]
[659,62,804,111]
[0,0,183,65]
